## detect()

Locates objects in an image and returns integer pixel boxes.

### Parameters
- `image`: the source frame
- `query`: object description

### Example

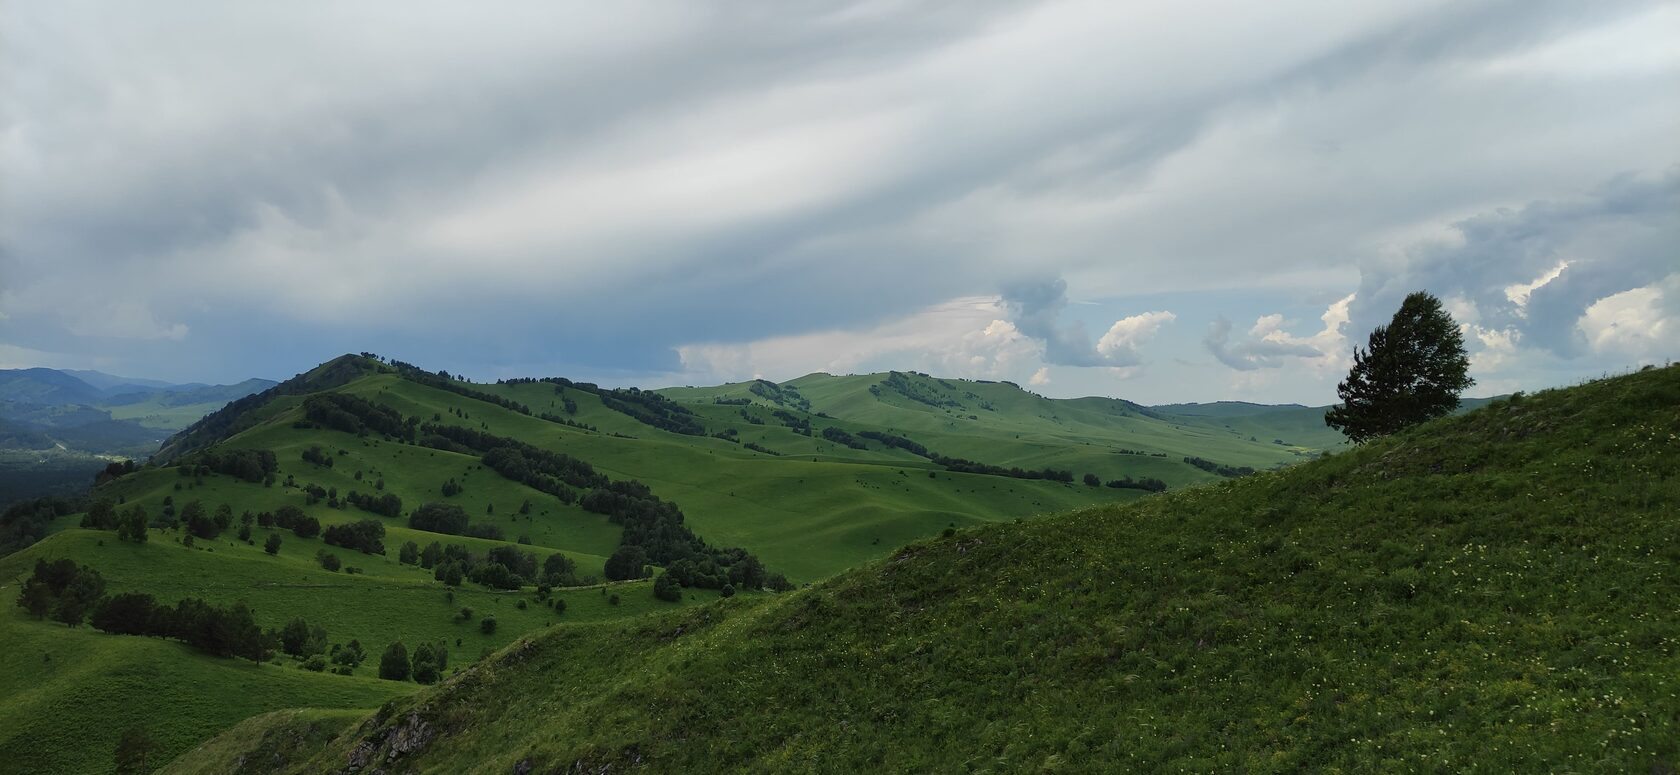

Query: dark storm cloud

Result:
[1351,169,1680,357]
[1000,278,1105,367]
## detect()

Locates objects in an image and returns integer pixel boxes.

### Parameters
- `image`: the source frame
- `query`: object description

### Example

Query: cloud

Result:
[1096,311,1178,366]
[0,0,1674,397]
[1576,274,1678,359]
[1206,294,1353,372]
[674,279,1176,386]
[1001,278,1174,367]
[1352,169,1680,359]
[675,296,1043,385]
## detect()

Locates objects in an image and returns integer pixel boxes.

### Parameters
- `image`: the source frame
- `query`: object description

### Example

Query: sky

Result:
[2,1,1676,405]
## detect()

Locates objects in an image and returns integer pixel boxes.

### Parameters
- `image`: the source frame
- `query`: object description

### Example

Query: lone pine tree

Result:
[1326,291,1474,443]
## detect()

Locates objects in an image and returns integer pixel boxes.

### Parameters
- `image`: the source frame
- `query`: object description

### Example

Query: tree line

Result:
[855,429,1077,483]
[19,559,272,661]
[1183,456,1256,478]
[411,421,782,593]
[408,502,504,541]
[400,536,581,590]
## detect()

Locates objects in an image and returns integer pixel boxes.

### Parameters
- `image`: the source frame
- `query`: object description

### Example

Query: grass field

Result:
[170,364,1680,772]
[1,354,1371,773]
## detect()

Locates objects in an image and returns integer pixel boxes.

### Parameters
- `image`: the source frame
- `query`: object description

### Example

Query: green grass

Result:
[158,708,368,775]
[0,355,1427,773]
[175,364,1680,772]
[0,607,406,775]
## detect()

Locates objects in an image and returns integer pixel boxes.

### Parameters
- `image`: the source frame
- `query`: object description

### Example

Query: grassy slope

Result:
[4,359,1217,774]
[188,364,1680,773]
[0,528,719,774]
[0,604,405,775]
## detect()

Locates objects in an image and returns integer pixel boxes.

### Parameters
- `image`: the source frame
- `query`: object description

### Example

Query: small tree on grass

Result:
[116,507,148,543]
[264,533,283,555]
[653,571,682,602]
[1325,291,1474,443]
[411,641,442,684]
[379,641,410,681]
[479,617,497,635]
[280,618,327,658]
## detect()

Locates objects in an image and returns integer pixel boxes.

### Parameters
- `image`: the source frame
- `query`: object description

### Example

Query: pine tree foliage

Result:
[1325,291,1474,443]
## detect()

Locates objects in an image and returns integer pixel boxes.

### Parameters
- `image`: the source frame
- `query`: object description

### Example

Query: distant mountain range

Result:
[0,368,276,503]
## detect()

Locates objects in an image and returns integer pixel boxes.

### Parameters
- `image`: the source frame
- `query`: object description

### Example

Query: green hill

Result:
[2,353,1358,773]
[167,364,1679,772]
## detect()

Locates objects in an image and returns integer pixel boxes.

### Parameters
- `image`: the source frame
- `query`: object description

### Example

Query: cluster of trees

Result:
[408,501,469,535]
[475,436,604,494]
[300,445,335,468]
[78,500,178,542]
[406,502,502,540]
[279,619,368,675]
[259,505,322,538]
[857,430,930,457]
[182,501,235,539]
[863,428,1086,484]
[598,388,704,436]
[399,537,577,590]
[742,442,781,456]
[879,372,962,409]
[302,392,418,440]
[344,490,402,517]
[19,560,277,661]
[417,422,780,592]
[95,594,271,660]
[18,558,106,627]
[322,519,386,554]
[1106,476,1169,492]
[378,640,451,683]
[712,397,752,406]
[658,550,786,594]
[931,455,1074,483]
[748,379,811,410]
[772,410,812,435]
[738,409,765,425]
[1183,456,1256,478]
[94,460,137,486]
[537,412,598,432]
[515,376,705,435]
[179,448,277,483]
[1,496,81,555]
[391,360,534,415]
[820,427,867,450]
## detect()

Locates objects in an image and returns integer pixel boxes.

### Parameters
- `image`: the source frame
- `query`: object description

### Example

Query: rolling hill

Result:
[1,353,1362,773]
[164,363,1680,773]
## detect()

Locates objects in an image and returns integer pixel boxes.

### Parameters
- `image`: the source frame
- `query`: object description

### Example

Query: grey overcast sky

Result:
[2,1,1676,404]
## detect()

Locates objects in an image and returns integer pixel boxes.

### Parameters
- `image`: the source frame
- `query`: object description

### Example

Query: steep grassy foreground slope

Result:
[171,365,1680,772]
